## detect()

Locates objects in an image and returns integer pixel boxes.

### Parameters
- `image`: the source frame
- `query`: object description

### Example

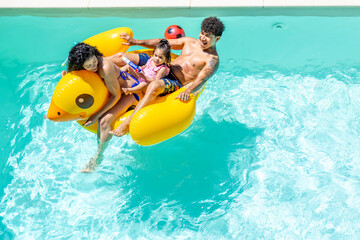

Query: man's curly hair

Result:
[201,16,225,37]
[67,42,103,72]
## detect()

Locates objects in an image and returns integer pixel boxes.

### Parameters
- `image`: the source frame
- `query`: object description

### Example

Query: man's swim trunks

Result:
[160,72,183,96]
[138,53,151,66]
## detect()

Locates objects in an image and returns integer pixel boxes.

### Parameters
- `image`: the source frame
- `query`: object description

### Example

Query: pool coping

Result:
[1,0,360,10]
[1,6,360,18]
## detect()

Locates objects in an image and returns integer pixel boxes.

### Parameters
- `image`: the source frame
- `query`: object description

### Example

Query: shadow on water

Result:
[119,114,262,227]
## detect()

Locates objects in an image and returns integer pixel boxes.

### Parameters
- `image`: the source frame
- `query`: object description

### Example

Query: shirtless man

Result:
[109,16,225,136]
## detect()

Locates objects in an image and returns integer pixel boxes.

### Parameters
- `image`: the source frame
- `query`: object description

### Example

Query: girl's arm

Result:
[146,67,168,82]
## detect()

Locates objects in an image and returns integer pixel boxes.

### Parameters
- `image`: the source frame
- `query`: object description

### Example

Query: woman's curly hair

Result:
[201,16,225,37]
[154,39,172,65]
[67,42,103,72]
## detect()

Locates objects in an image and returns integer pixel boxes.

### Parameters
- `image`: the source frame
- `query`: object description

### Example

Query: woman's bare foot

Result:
[109,120,130,137]
[81,155,103,173]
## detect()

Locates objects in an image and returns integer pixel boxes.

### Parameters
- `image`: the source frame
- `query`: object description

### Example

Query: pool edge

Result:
[1,6,360,17]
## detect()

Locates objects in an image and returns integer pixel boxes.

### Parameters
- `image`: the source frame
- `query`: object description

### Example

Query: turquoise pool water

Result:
[1,13,360,239]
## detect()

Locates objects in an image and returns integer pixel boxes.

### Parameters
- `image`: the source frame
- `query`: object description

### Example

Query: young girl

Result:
[120,39,171,95]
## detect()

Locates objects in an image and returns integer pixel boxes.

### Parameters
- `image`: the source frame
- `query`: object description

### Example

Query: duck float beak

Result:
[46,99,85,122]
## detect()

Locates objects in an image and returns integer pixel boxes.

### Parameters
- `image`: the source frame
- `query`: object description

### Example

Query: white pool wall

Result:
[1,0,360,8]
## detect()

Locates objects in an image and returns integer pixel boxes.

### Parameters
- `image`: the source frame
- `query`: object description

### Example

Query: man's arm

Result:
[176,56,219,101]
[120,33,189,50]
[167,37,191,50]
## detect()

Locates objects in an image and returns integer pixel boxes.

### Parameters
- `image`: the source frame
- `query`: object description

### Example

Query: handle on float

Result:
[61,42,78,67]
[122,56,142,73]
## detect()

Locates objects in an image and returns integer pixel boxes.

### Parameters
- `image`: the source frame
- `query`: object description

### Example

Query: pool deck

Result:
[1,0,360,8]
[1,0,360,17]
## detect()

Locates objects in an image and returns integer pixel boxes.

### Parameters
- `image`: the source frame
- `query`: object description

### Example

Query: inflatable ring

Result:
[47,27,204,146]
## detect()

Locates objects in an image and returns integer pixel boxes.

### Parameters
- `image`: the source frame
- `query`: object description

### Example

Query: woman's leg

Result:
[110,80,165,137]
[81,94,137,172]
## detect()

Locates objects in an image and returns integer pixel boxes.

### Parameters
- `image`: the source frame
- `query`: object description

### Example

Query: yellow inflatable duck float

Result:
[47,27,200,146]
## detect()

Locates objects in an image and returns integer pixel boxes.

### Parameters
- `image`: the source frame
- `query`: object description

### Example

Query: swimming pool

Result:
[1,9,360,239]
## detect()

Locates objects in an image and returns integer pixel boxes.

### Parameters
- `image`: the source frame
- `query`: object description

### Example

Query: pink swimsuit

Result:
[139,58,170,83]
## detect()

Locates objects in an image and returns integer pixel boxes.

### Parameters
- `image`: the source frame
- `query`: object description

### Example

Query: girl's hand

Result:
[122,88,130,95]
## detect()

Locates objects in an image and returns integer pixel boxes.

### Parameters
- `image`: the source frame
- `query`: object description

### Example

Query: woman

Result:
[65,43,140,172]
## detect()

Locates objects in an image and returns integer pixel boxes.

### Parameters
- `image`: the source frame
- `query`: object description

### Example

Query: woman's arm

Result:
[84,61,121,126]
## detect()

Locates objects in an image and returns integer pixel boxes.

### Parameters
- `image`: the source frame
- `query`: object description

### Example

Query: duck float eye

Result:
[76,94,94,109]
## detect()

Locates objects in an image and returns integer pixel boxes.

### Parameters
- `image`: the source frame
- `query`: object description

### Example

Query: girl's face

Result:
[153,48,167,66]
[83,55,99,72]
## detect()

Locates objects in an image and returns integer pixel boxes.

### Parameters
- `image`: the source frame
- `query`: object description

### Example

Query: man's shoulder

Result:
[182,37,198,44]
[206,52,219,63]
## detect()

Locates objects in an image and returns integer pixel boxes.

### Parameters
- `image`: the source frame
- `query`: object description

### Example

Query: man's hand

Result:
[119,33,136,46]
[175,89,191,102]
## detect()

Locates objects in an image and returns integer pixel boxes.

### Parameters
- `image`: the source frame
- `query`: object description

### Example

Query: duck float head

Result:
[46,70,109,122]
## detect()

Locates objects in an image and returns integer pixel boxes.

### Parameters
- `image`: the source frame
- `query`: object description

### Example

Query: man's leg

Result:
[106,52,140,67]
[110,80,166,137]
[81,94,137,172]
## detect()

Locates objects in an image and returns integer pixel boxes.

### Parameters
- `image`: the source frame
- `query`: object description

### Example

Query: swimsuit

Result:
[138,53,182,96]
[160,71,183,96]
[142,58,170,81]
[118,71,141,101]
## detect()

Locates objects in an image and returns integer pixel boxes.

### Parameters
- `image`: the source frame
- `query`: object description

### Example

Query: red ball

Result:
[164,25,185,39]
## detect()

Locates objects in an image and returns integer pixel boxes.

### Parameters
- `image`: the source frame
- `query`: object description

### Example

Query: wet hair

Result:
[67,42,103,72]
[153,39,171,65]
[201,16,225,37]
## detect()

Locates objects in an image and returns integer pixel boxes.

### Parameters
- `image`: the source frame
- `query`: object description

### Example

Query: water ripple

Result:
[2,59,360,238]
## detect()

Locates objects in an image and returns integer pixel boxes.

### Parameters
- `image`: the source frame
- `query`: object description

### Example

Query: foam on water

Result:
[2,15,360,239]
